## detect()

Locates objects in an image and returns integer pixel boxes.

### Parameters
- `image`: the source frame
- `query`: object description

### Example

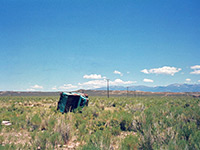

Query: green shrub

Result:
[119,112,133,131]
[31,114,42,130]
[1,143,16,150]
[49,132,60,148]
[81,144,101,150]
[190,130,200,149]
[121,135,139,150]
[48,117,56,130]
[85,130,111,150]
[0,136,4,145]
[54,117,71,144]
[178,122,196,141]
[139,127,154,150]
[35,131,50,149]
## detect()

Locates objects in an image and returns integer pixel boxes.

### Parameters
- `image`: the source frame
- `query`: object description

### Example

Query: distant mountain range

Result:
[94,84,200,92]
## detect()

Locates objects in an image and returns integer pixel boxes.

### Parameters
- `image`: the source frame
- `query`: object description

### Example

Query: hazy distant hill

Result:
[95,84,200,92]
[0,91,60,97]
[0,90,191,97]
[0,84,199,97]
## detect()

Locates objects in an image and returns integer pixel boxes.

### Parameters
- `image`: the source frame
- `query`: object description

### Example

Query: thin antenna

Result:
[106,79,109,98]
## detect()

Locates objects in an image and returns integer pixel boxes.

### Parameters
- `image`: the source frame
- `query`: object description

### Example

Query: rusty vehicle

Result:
[57,92,89,113]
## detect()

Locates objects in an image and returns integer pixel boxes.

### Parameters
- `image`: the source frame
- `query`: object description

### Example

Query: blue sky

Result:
[0,0,200,91]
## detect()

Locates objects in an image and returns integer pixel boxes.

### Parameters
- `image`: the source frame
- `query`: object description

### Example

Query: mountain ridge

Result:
[94,83,200,92]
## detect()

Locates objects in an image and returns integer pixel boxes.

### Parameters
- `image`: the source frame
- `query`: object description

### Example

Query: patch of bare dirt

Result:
[0,129,31,146]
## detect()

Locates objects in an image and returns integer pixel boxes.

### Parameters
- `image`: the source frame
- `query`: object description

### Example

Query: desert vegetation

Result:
[0,95,200,149]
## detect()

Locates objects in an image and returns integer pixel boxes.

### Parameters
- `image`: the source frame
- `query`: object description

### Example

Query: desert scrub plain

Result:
[0,96,200,150]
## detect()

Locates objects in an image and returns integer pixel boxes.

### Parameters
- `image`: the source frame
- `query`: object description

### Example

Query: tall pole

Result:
[127,87,129,97]
[107,79,109,98]
[134,90,136,97]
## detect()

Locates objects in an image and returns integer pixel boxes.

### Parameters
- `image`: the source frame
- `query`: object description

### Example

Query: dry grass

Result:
[0,96,200,149]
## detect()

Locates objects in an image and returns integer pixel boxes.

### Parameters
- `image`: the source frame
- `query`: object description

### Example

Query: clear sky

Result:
[0,0,200,91]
